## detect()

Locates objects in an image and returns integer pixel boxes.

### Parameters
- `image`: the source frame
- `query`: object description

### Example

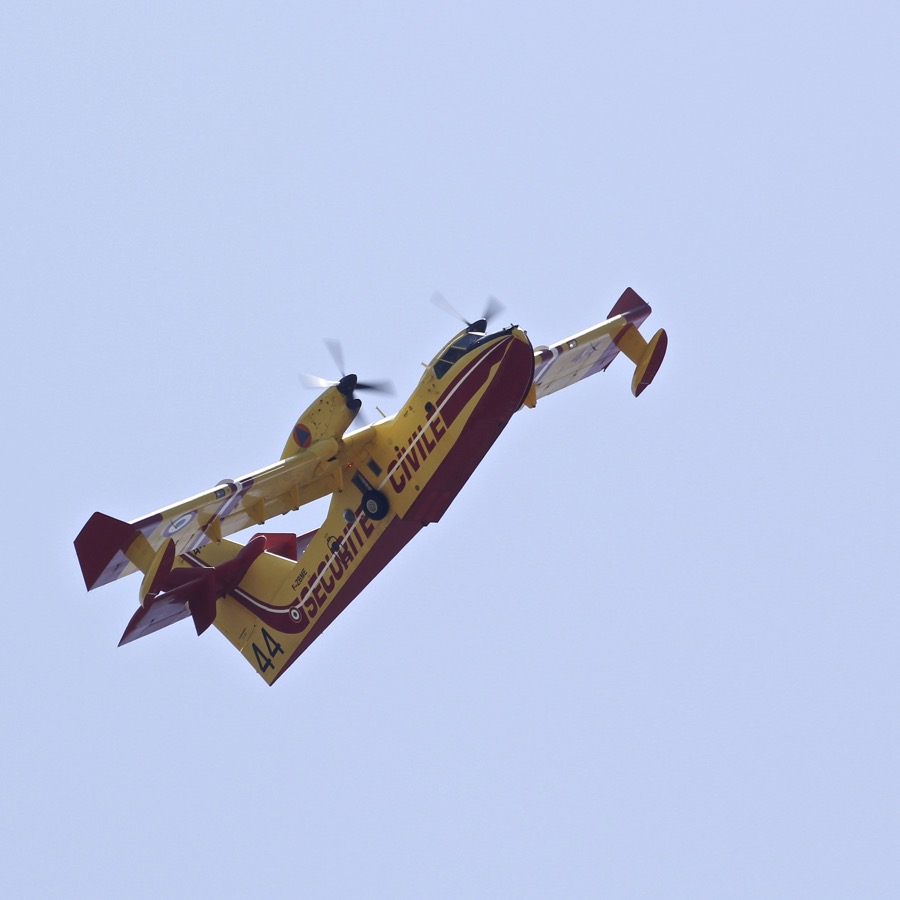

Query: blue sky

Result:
[3,3,899,897]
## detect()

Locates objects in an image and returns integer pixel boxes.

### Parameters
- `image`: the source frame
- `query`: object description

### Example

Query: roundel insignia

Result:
[163,511,196,536]
[293,424,312,448]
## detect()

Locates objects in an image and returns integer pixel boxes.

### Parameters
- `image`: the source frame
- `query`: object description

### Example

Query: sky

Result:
[3,2,899,897]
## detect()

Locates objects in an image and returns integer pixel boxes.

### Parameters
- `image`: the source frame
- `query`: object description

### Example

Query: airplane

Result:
[74,287,667,685]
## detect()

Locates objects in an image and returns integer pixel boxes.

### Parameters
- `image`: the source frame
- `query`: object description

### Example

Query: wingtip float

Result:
[75,288,668,685]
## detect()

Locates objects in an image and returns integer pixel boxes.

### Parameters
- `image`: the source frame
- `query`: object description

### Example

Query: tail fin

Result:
[119,534,272,644]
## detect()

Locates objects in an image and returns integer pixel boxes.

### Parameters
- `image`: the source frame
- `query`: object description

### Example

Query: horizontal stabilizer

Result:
[120,534,270,644]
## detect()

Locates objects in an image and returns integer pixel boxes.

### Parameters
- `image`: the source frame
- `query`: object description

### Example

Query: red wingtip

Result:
[633,329,668,396]
[75,512,138,590]
[607,287,650,323]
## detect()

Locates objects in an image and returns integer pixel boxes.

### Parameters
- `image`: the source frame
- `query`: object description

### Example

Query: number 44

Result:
[252,628,284,673]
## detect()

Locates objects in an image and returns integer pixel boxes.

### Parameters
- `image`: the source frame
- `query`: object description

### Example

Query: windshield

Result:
[433,332,485,379]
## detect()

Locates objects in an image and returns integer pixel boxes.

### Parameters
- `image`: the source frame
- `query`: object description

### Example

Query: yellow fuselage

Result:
[201,326,535,683]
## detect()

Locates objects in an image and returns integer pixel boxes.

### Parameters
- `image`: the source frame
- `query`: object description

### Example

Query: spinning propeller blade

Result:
[430,292,505,330]
[324,338,346,376]
[481,295,504,325]
[300,340,395,399]
[299,372,338,390]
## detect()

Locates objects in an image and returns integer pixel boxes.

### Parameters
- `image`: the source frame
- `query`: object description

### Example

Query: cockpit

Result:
[433,330,490,379]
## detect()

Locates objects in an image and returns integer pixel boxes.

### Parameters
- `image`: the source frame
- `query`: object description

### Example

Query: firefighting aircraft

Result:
[75,287,667,685]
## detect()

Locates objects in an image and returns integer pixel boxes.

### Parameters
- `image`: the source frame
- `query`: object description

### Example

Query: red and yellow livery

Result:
[75,288,667,684]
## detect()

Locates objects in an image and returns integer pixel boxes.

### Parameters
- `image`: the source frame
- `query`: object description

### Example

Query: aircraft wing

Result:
[75,425,378,590]
[529,287,667,401]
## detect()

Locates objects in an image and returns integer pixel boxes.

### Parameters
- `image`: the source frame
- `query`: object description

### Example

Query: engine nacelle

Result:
[281,380,361,459]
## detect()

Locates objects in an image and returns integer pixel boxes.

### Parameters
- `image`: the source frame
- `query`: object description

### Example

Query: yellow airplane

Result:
[74,288,667,685]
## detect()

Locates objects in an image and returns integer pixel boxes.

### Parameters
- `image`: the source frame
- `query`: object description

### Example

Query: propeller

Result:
[430,292,505,332]
[324,339,394,394]
[300,339,395,401]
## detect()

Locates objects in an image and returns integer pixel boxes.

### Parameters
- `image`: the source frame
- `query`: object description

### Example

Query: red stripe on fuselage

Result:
[405,330,534,523]
[238,331,535,681]
[269,514,424,683]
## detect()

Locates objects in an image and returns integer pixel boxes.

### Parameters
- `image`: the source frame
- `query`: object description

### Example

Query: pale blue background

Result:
[3,3,898,897]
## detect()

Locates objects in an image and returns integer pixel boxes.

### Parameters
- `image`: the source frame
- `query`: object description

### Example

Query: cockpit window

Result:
[434,332,485,378]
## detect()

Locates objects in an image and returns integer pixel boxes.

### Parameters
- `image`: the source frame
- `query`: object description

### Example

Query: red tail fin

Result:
[119,535,269,643]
